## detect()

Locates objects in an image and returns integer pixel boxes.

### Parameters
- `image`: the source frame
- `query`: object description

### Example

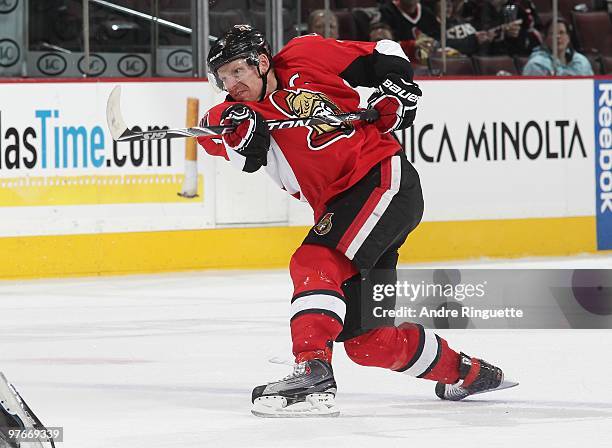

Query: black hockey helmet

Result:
[207,24,272,99]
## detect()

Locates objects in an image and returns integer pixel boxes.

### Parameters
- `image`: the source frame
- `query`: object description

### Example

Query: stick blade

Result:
[106,85,128,141]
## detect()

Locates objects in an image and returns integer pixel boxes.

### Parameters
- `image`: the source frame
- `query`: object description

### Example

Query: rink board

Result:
[0,216,597,278]
[0,77,610,278]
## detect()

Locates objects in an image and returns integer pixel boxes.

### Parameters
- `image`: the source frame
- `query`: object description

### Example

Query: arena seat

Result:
[428,55,476,76]
[572,11,612,55]
[514,56,530,74]
[558,0,590,21]
[531,0,552,13]
[586,54,602,74]
[539,11,553,26]
[473,55,519,75]
[602,55,612,74]
[336,0,379,8]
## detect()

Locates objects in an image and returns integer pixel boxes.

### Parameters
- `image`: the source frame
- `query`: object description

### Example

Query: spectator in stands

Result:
[378,0,438,63]
[369,22,394,41]
[379,0,439,40]
[308,9,339,39]
[431,0,483,55]
[466,0,542,56]
[522,18,593,76]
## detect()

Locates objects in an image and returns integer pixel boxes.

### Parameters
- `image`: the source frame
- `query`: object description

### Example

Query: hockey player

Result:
[198,25,516,417]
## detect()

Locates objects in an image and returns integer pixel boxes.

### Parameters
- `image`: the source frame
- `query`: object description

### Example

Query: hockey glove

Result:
[368,74,422,134]
[220,104,270,173]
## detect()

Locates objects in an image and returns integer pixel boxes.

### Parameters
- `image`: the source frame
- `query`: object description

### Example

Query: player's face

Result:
[216,58,264,102]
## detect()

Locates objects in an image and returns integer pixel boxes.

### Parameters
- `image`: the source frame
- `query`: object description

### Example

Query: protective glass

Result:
[207,58,258,93]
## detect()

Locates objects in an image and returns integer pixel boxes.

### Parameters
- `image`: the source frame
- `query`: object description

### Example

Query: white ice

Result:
[1,254,611,448]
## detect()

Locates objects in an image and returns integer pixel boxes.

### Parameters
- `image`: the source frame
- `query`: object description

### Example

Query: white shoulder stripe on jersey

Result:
[374,39,410,62]
[400,328,439,377]
[345,155,402,260]
[290,293,347,323]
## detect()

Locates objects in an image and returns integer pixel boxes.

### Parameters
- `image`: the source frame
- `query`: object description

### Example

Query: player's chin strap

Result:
[256,64,272,102]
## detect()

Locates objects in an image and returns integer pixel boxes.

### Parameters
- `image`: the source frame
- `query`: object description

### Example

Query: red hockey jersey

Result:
[197,35,411,220]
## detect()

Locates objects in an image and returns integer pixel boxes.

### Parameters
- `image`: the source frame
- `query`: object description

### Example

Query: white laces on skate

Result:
[282,361,307,381]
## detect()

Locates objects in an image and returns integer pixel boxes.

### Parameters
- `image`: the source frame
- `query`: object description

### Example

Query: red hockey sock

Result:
[291,314,337,363]
[421,337,461,384]
[343,324,461,384]
[289,244,357,363]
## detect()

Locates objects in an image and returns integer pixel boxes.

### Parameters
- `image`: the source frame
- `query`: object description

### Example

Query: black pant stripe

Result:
[395,324,425,373]
[291,289,346,304]
[290,308,344,326]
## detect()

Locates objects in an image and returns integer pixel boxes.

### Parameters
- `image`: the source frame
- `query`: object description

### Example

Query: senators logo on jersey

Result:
[270,88,354,150]
[314,212,334,235]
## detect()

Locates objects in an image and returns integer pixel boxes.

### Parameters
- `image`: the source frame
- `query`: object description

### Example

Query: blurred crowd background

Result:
[6,0,612,77]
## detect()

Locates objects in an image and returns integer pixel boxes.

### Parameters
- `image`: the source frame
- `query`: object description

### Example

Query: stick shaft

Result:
[114,110,379,142]
[107,85,379,142]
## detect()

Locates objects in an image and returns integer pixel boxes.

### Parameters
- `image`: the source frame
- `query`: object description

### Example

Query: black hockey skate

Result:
[251,359,339,418]
[435,353,518,401]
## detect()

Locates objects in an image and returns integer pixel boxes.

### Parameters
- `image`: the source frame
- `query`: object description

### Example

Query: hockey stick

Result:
[106,86,379,142]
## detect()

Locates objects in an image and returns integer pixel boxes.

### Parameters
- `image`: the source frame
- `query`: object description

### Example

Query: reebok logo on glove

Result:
[381,78,420,104]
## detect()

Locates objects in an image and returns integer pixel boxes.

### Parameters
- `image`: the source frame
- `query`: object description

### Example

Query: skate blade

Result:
[472,378,519,396]
[251,393,340,418]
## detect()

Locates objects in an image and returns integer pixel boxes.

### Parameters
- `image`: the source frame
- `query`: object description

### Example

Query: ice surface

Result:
[1,254,611,447]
